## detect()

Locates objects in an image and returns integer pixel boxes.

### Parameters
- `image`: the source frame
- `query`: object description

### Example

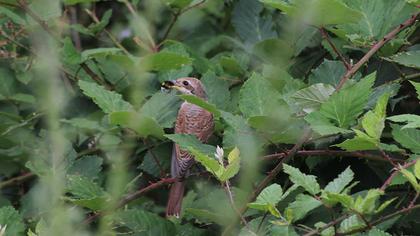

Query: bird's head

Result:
[162,77,207,99]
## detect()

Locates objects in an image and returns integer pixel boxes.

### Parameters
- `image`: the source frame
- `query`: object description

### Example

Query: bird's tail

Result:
[166,181,185,218]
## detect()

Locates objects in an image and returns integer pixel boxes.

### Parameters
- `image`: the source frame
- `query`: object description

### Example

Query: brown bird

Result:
[162,77,214,218]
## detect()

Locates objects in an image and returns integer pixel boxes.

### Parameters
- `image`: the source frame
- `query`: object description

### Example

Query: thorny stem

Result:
[336,12,420,90]
[319,27,351,70]
[380,159,417,191]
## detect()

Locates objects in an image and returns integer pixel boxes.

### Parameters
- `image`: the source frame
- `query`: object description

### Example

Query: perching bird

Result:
[162,77,214,217]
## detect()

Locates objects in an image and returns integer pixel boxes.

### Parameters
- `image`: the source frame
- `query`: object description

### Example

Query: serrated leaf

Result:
[339,215,365,233]
[261,0,363,26]
[140,92,181,128]
[291,83,335,113]
[141,52,193,71]
[219,148,241,181]
[0,206,24,236]
[286,194,322,222]
[239,73,284,118]
[415,160,420,180]
[66,175,105,199]
[201,71,231,110]
[305,111,352,136]
[336,129,378,151]
[354,189,383,214]
[81,48,122,61]
[308,60,348,87]
[283,164,320,195]
[248,183,283,217]
[387,50,420,69]
[400,167,420,192]
[324,167,354,193]
[410,80,420,99]
[164,134,216,156]
[320,72,375,128]
[366,228,392,236]
[323,192,354,209]
[115,209,176,235]
[375,198,397,214]
[179,95,221,117]
[68,155,103,180]
[78,80,133,113]
[109,111,164,138]
[232,0,276,45]
[388,114,420,129]
[391,124,420,153]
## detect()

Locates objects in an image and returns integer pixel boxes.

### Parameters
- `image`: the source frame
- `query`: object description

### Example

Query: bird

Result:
[162,77,214,218]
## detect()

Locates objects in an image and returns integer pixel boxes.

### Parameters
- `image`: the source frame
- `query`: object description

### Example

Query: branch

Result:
[380,159,417,191]
[83,178,176,224]
[336,12,420,90]
[319,27,351,70]
[159,0,206,45]
[263,149,405,163]
[339,204,420,235]
[303,214,351,236]
[0,172,35,189]
[17,0,112,90]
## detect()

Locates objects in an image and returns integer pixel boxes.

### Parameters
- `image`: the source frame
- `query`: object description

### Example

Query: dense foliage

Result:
[0,0,419,235]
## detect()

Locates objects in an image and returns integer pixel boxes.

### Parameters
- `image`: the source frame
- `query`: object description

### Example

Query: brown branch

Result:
[339,204,420,235]
[68,6,82,50]
[84,9,130,55]
[17,0,112,89]
[83,178,176,225]
[159,0,206,45]
[0,172,35,189]
[336,12,420,90]
[319,27,351,70]
[380,160,417,191]
[303,214,351,236]
[263,149,405,163]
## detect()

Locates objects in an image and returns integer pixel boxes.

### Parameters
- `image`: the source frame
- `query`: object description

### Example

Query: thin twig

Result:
[0,172,35,189]
[380,160,417,191]
[84,9,130,55]
[319,27,351,70]
[336,12,420,90]
[263,149,405,163]
[303,214,351,236]
[223,180,253,233]
[159,0,206,45]
[83,178,176,224]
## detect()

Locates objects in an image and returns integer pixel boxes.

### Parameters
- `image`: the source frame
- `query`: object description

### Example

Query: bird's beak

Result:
[162,80,184,92]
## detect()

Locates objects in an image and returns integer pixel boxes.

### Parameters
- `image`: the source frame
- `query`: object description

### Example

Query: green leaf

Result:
[141,52,193,71]
[201,71,231,110]
[115,209,176,236]
[366,228,392,236]
[322,192,354,209]
[291,83,335,114]
[61,37,81,65]
[0,206,24,236]
[64,0,100,5]
[164,134,216,156]
[375,198,397,214]
[400,167,420,192]
[324,167,354,193]
[286,194,322,222]
[0,6,26,25]
[232,0,276,45]
[239,73,284,117]
[388,114,420,129]
[29,0,61,21]
[410,80,420,99]
[219,148,241,181]
[61,118,103,131]
[339,215,365,233]
[319,72,376,128]
[362,93,390,139]
[81,48,122,61]
[68,155,103,180]
[164,0,194,9]
[335,129,378,151]
[140,92,181,128]
[78,80,133,113]
[415,160,420,180]
[66,175,105,199]
[354,189,383,214]
[179,95,221,117]
[387,50,420,69]
[305,111,352,136]
[283,164,321,195]
[391,124,420,153]
[140,144,171,178]
[261,0,363,26]
[308,60,348,87]
[248,183,283,217]
[109,111,164,138]
[189,148,223,178]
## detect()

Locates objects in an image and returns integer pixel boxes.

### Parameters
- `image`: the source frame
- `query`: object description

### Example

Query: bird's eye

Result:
[182,81,189,86]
